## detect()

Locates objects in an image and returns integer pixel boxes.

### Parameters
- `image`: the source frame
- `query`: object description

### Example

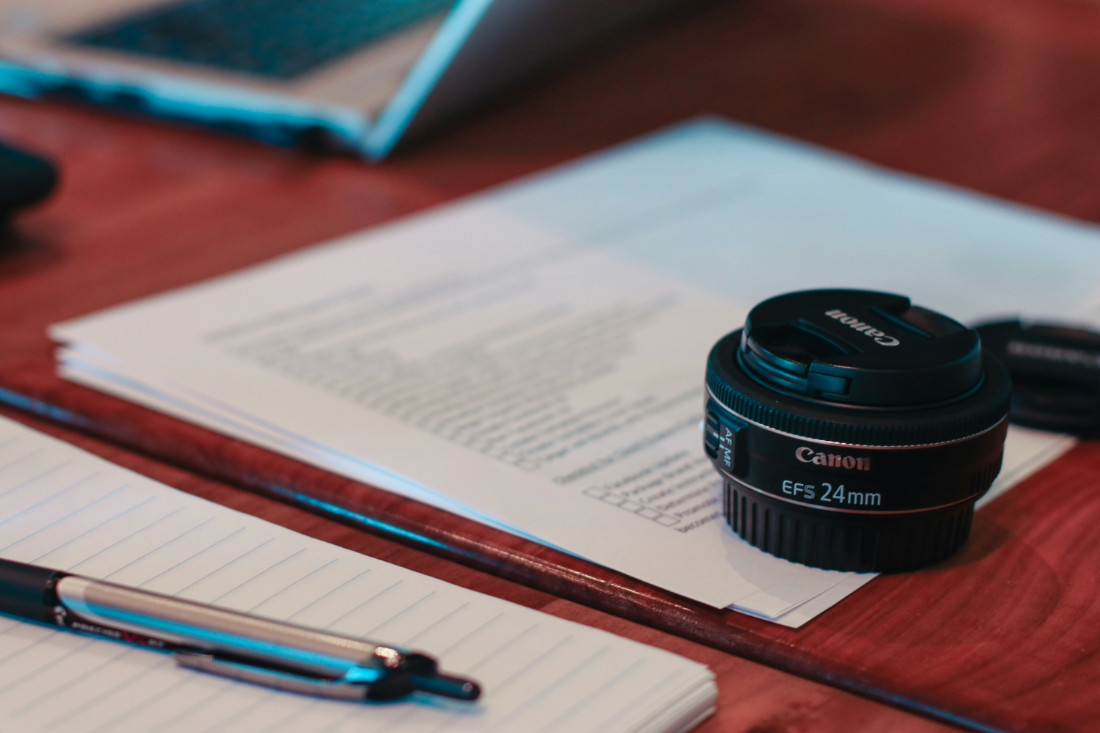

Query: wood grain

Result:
[4,0,1100,729]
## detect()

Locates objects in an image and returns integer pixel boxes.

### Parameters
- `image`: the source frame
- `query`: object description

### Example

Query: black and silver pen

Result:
[0,557,481,703]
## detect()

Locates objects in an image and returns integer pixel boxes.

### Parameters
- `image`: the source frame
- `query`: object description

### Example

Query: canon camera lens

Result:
[704,289,1011,572]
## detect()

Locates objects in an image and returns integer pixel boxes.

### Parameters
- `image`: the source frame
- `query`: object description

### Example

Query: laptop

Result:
[0,0,673,158]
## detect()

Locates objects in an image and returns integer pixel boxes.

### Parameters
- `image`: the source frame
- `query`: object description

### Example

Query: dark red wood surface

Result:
[4,0,1100,730]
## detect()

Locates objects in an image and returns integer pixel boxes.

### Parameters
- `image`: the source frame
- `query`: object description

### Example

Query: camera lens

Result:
[704,289,1011,572]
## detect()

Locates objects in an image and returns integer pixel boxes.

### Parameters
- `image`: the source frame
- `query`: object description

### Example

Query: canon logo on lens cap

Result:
[823,308,900,346]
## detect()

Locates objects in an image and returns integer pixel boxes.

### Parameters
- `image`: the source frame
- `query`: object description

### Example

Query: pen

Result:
[0,558,480,703]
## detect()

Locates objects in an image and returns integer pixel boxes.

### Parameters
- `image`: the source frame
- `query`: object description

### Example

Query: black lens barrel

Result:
[705,290,1012,572]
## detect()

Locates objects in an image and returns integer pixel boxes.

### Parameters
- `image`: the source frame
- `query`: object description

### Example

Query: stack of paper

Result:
[0,416,717,733]
[52,120,1098,626]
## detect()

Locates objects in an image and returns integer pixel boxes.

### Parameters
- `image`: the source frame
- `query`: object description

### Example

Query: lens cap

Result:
[975,318,1100,436]
[741,290,983,406]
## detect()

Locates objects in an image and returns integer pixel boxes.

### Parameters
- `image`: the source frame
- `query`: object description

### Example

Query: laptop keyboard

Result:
[65,0,455,80]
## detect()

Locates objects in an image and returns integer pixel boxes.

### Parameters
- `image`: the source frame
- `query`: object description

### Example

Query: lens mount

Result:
[704,289,1011,572]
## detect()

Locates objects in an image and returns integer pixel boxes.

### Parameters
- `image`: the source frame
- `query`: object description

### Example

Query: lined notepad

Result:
[0,416,715,733]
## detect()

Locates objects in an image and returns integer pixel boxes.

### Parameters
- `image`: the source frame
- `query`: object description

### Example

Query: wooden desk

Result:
[3,0,1100,729]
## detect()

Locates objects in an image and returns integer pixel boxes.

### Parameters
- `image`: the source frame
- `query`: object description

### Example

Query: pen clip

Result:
[175,651,370,701]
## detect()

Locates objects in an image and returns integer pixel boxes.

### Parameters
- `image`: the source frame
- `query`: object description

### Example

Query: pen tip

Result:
[412,673,481,701]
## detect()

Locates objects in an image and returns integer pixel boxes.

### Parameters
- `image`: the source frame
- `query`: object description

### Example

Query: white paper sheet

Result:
[0,416,716,733]
[52,119,1098,626]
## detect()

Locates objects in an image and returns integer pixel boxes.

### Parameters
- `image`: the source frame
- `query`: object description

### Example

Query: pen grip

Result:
[0,558,65,624]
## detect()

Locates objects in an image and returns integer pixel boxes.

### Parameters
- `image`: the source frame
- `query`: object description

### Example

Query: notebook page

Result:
[0,417,714,733]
